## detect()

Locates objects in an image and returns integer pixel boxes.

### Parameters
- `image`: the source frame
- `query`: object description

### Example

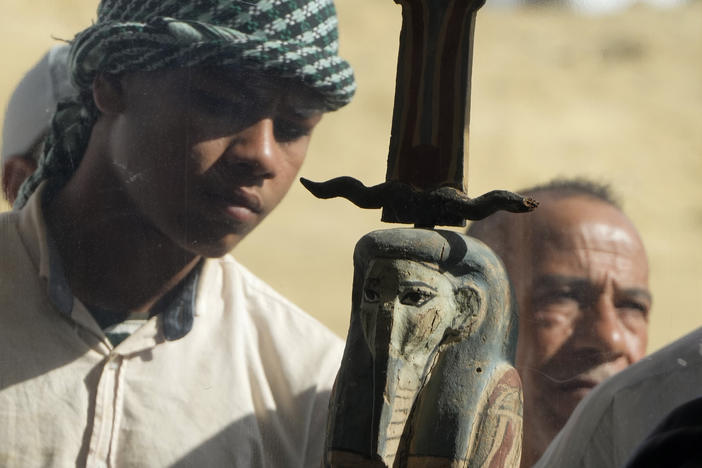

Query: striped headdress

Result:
[15,0,355,208]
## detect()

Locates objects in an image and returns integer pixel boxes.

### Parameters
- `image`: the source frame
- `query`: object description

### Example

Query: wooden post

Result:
[300,0,536,227]
[383,0,485,226]
[316,2,528,466]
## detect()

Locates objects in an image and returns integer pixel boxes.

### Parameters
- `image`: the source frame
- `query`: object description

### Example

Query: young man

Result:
[467,178,652,468]
[0,1,355,466]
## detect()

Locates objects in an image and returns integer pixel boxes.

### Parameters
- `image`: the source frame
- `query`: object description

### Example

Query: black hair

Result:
[516,177,621,210]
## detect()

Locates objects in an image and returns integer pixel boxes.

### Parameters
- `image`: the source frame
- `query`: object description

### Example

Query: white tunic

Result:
[0,188,344,467]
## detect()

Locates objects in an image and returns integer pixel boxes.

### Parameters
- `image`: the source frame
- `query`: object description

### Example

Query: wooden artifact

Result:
[303,0,538,466]
[325,229,521,467]
[301,0,537,228]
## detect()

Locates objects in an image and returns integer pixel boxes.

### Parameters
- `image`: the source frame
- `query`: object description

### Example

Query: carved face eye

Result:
[363,287,380,303]
[400,289,435,307]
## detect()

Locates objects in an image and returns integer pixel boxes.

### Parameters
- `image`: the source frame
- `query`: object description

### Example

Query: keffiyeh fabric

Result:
[15,0,355,208]
[73,0,356,109]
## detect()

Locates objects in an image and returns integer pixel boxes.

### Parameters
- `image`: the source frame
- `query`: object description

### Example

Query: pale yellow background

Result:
[1,1,700,352]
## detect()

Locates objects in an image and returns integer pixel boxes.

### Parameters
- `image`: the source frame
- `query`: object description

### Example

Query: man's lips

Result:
[536,358,622,391]
[555,377,599,392]
[201,188,263,221]
[535,366,614,395]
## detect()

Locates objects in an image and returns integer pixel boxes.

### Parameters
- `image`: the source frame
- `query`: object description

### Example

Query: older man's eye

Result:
[617,300,646,311]
[363,287,379,303]
[400,289,434,307]
[616,300,650,324]
[535,288,581,309]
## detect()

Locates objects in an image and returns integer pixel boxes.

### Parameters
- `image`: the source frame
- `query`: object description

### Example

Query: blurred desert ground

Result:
[1,0,700,351]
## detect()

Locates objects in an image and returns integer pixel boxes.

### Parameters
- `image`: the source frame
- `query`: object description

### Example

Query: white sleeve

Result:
[533,388,617,468]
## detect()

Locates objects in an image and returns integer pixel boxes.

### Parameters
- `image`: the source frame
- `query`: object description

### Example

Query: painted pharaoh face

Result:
[359,258,464,360]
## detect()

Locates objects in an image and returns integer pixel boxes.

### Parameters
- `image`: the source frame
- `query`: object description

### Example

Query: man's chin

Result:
[559,386,593,413]
[530,383,597,431]
[544,384,598,429]
[183,232,248,258]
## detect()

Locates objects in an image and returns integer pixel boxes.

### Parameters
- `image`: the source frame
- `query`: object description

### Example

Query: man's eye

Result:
[400,289,434,307]
[555,287,578,299]
[363,287,379,303]
[274,119,311,143]
[539,288,580,306]
[616,300,649,321]
[617,300,646,311]
[532,311,568,329]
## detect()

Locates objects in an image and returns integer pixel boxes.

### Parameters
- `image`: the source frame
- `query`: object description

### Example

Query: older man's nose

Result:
[224,118,278,179]
[575,295,629,361]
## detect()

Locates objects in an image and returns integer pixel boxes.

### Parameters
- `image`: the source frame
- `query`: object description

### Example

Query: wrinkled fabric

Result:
[534,326,702,468]
[70,1,356,108]
[0,185,344,467]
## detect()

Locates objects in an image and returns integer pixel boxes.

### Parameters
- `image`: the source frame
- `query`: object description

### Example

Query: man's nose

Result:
[575,295,629,361]
[224,118,278,179]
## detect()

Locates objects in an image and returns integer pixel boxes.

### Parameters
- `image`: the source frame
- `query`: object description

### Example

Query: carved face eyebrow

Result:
[399,280,438,292]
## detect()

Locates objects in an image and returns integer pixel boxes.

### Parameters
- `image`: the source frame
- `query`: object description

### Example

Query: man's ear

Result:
[92,73,126,115]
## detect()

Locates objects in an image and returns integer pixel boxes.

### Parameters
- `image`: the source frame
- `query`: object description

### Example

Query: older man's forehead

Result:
[541,199,640,244]
[539,219,643,255]
[506,196,646,283]
[535,248,648,282]
[532,218,648,284]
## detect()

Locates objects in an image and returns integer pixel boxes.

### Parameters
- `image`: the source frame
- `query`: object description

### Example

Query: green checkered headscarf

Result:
[15,0,355,208]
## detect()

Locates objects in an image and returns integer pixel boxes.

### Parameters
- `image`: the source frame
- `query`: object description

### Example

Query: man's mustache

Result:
[523,348,625,385]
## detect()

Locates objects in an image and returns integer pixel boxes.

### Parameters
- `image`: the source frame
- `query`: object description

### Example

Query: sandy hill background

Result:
[1,0,700,352]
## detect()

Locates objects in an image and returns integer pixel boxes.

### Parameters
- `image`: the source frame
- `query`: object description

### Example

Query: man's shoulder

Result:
[200,254,344,396]
[0,209,20,232]
[215,255,300,309]
[202,254,344,352]
[213,255,336,325]
[0,209,33,275]
[536,327,702,468]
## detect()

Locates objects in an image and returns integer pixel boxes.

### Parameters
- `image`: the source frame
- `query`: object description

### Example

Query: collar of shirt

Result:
[40,184,201,342]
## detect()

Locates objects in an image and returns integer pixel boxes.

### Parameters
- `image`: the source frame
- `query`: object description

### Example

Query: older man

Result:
[0,0,354,466]
[467,178,651,467]
[2,45,73,204]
